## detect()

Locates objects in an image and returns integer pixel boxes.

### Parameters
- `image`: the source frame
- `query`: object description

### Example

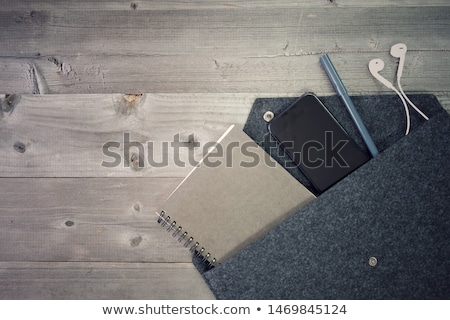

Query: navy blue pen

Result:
[319,54,379,158]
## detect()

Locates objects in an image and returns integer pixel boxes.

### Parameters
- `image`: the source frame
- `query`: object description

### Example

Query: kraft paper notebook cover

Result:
[156,124,315,266]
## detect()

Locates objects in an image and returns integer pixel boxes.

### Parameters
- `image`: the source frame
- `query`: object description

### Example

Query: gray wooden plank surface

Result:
[0,262,215,299]
[0,94,244,177]
[0,177,194,262]
[0,6,449,94]
[1,92,449,178]
[1,0,449,301]
[23,52,450,95]
[334,0,450,7]
[3,0,449,11]
[0,61,40,94]
[2,0,328,11]
[2,92,448,178]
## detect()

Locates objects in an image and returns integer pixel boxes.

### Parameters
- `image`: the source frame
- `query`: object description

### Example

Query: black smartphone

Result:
[268,93,370,193]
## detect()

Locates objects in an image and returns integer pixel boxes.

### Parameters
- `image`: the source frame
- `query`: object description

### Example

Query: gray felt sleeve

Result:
[194,95,450,299]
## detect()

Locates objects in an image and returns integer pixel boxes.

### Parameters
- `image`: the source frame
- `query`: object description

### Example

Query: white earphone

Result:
[368,58,397,91]
[369,43,429,135]
[390,43,406,79]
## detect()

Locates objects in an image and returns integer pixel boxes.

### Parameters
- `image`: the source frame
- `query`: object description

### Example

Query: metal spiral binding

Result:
[157,210,216,268]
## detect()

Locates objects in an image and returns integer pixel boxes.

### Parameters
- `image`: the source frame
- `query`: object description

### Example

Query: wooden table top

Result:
[0,0,449,299]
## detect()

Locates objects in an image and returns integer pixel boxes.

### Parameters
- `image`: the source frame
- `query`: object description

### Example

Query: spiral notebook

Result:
[156,125,315,266]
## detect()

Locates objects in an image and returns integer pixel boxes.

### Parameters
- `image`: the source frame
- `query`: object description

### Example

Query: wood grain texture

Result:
[0,61,40,94]
[0,1,332,11]
[1,0,449,301]
[0,262,215,299]
[3,0,449,11]
[1,92,449,178]
[24,52,450,95]
[0,94,247,177]
[334,0,450,7]
[0,6,449,94]
[0,177,196,262]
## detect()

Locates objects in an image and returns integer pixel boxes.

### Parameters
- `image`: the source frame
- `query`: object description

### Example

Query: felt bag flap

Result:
[194,95,450,299]
[242,94,441,195]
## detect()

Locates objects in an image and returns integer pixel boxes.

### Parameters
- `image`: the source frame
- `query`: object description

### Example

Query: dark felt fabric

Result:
[193,94,450,299]
[242,94,433,195]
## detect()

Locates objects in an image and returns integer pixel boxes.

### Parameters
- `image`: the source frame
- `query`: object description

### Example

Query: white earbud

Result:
[390,43,407,79]
[368,58,395,90]
[368,43,430,135]
[368,57,411,135]
[390,43,429,121]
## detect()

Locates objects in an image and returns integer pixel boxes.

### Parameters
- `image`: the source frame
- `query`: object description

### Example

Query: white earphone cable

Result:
[391,85,411,135]
[396,79,430,121]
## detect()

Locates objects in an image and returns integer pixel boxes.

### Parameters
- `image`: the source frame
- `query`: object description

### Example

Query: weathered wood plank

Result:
[334,0,450,7]
[0,7,447,56]
[2,0,449,11]
[2,52,450,95]
[0,1,330,12]
[0,60,39,94]
[4,7,450,56]
[1,91,449,177]
[0,7,448,94]
[29,52,450,94]
[0,177,195,262]
[0,262,215,299]
[0,94,247,177]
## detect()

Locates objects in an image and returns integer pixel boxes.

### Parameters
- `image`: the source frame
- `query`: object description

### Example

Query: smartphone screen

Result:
[268,93,370,193]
